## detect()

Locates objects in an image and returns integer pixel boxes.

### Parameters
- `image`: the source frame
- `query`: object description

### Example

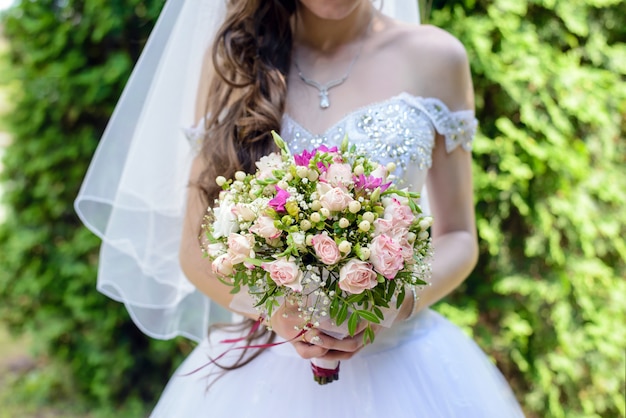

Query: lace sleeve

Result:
[420,98,478,153]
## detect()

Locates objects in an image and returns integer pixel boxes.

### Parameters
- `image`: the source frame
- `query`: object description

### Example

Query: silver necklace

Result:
[293,15,373,109]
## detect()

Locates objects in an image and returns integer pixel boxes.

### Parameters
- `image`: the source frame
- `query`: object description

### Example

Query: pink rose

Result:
[317,183,353,212]
[398,235,413,261]
[321,163,353,187]
[369,235,404,279]
[311,234,342,265]
[338,260,378,294]
[373,218,410,248]
[373,217,393,236]
[383,198,415,228]
[255,152,283,180]
[212,253,234,277]
[249,215,281,239]
[263,258,303,292]
[227,233,255,264]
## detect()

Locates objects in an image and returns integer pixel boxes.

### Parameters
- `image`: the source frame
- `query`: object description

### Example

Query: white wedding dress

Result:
[150,93,525,417]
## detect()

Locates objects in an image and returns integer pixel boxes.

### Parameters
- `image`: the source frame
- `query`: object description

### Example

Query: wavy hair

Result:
[195,0,297,374]
[200,0,297,204]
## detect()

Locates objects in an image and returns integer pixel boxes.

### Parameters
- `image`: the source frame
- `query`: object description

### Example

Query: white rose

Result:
[255,152,283,180]
[212,199,239,238]
[290,231,306,249]
[206,242,227,258]
[370,164,388,181]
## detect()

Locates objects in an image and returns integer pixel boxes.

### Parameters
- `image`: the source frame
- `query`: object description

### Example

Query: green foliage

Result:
[1,0,624,415]
[0,0,191,408]
[430,0,626,416]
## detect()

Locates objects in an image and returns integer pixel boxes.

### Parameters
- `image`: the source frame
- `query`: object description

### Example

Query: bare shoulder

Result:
[377,21,474,110]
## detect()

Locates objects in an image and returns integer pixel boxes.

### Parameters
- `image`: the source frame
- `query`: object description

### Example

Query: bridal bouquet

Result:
[202,132,432,384]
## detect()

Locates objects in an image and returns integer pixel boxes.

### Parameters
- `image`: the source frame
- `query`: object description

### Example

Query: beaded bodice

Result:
[281,92,477,190]
[185,92,477,192]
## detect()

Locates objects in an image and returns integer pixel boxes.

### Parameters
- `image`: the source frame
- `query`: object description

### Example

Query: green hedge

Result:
[0,0,189,408]
[0,0,624,416]
[429,0,626,417]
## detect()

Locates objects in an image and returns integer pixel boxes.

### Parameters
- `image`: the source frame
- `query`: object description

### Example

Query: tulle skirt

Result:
[150,309,524,417]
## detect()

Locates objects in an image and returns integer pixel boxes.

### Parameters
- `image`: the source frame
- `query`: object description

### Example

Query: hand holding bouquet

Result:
[202,132,432,384]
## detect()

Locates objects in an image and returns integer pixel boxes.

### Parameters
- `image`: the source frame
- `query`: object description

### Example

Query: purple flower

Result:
[294,149,315,167]
[316,145,339,153]
[355,174,392,192]
[269,187,290,212]
[317,161,329,174]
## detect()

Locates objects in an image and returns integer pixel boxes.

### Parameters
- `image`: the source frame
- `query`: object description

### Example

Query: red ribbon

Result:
[219,318,263,344]
[180,319,312,377]
[311,362,340,378]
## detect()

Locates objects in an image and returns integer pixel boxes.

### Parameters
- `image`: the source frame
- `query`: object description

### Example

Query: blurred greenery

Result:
[0,0,191,412]
[429,0,626,417]
[0,0,624,417]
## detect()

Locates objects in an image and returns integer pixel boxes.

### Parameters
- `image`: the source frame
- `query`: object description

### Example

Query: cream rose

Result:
[249,215,281,239]
[227,233,255,264]
[263,258,303,292]
[338,260,378,294]
[317,183,354,212]
[212,253,234,277]
[321,163,353,187]
[233,203,257,222]
[311,234,342,265]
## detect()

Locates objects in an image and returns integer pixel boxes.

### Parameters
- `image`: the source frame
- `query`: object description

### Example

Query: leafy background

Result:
[0,0,624,417]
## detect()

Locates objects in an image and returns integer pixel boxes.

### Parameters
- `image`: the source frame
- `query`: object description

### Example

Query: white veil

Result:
[74,0,420,343]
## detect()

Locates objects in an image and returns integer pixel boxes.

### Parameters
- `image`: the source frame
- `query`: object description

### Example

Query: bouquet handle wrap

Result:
[228,288,260,318]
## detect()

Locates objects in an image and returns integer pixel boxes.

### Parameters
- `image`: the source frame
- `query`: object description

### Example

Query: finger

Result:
[314,323,382,354]
[292,341,328,359]
[318,347,364,361]
[311,331,362,353]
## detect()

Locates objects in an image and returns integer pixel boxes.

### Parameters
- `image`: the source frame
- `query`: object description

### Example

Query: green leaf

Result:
[336,302,349,326]
[346,293,365,304]
[244,257,271,267]
[386,279,397,300]
[363,326,376,345]
[329,297,339,319]
[356,310,380,324]
[396,286,406,309]
[373,306,385,320]
[348,312,359,336]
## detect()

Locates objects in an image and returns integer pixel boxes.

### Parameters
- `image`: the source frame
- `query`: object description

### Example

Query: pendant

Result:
[319,89,330,109]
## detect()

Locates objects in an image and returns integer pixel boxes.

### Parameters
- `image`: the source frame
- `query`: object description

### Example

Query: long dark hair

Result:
[200,0,297,204]
[196,0,297,372]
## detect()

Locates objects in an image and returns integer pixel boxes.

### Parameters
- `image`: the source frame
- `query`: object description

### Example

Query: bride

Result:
[76,0,525,416]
